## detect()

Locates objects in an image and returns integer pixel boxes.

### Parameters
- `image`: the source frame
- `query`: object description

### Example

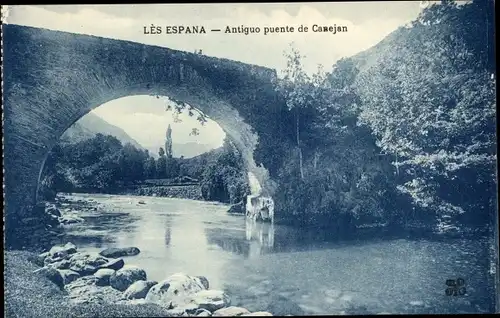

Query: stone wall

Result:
[122,185,203,200]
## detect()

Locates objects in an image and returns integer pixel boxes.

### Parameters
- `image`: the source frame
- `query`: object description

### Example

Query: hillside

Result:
[349,25,408,73]
[60,112,144,149]
[178,147,224,179]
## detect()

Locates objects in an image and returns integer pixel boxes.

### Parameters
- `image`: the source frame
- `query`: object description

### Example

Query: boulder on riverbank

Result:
[41,242,78,267]
[189,289,231,312]
[59,269,81,285]
[34,266,65,290]
[100,247,141,258]
[98,258,125,271]
[65,276,123,305]
[94,268,116,286]
[109,265,147,292]
[30,242,273,316]
[68,252,110,276]
[6,250,176,317]
[123,280,158,300]
[145,273,207,306]
[213,306,251,316]
[241,311,273,316]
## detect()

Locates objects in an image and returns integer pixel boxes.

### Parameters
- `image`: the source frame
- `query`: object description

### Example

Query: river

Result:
[55,193,496,315]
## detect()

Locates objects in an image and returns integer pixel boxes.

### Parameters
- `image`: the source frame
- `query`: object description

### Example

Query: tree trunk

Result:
[296,109,304,180]
[313,150,320,170]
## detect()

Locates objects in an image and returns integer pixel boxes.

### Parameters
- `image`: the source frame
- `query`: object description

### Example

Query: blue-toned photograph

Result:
[2,1,498,316]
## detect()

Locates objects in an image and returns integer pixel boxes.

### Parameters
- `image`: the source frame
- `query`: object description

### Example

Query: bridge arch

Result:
[3,24,284,239]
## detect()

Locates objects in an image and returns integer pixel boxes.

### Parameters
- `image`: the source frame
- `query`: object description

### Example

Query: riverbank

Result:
[5,242,273,318]
[4,250,173,317]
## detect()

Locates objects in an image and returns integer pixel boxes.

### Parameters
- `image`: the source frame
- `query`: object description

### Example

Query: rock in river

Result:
[123,280,158,299]
[99,247,141,258]
[109,265,147,292]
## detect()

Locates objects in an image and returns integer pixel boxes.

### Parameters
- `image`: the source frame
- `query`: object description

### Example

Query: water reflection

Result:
[205,228,250,256]
[164,218,172,246]
[204,219,275,258]
[246,218,274,248]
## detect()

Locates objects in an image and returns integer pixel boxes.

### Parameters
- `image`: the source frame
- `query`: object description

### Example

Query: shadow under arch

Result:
[4,24,285,241]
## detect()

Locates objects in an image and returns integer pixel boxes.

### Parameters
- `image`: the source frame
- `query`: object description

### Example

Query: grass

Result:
[4,250,176,318]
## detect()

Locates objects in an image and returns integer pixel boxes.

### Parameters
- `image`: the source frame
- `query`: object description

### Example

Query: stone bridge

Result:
[3,24,288,245]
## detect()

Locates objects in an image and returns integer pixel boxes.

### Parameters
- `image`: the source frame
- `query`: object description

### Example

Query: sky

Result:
[4,3,424,150]
[92,95,226,151]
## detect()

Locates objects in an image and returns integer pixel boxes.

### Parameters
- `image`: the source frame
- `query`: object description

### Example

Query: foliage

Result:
[354,0,496,231]
[273,51,399,229]
[275,44,325,180]
[178,148,223,179]
[40,134,149,191]
[200,137,250,204]
[165,157,181,179]
[143,156,157,179]
[40,132,249,205]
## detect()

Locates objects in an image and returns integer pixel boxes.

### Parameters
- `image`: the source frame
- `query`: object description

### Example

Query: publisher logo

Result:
[445,278,467,296]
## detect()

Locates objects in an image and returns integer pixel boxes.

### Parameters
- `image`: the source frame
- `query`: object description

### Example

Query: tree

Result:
[144,156,156,179]
[276,44,326,180]
[355,0,496,231]
[40,133,152,194]
[273,53,398,229]
[156,155,167,179]
[165,157,180,178]
[200,137,250,204]
[117,143,148,183]
[165,124,173,159]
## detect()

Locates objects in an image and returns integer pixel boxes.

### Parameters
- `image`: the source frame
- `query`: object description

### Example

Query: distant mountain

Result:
[60,112,144,149]
[145,142,217,159]
[174,142,216,158]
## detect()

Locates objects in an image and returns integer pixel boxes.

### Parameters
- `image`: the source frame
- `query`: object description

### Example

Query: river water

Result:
[56,193,496,315]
